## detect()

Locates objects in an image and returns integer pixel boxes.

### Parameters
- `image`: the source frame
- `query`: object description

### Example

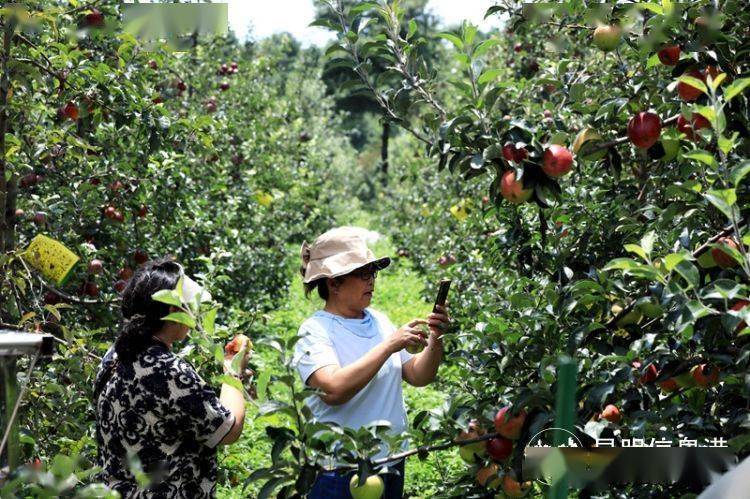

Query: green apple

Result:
[459,441,487,463]
[593,25,622,52]
[350,474,384,499]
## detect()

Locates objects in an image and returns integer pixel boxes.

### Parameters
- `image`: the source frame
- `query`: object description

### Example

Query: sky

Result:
[226,1,502,46]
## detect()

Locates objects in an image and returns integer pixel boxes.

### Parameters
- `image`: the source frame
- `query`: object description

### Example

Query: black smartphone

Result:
[433,279,451,313]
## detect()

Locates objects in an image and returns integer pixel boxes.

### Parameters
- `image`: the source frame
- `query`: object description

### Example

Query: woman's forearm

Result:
[313,342,393,405]
[408,335,443,386]
[219,382,245,444]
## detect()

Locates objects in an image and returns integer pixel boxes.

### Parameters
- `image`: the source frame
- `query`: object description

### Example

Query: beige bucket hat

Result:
[300,226,391,284]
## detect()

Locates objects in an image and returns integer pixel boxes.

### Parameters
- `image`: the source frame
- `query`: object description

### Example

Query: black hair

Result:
[114,257,182,363]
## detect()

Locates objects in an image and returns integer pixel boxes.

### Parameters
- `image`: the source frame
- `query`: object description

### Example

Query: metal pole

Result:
[0,356,19,469]
[548,355,577,499]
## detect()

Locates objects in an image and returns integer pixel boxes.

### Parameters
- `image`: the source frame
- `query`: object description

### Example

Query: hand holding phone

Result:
[433,279,451,313]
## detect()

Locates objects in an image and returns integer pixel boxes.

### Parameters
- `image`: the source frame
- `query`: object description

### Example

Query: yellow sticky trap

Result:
[255,192,273,207]
[21,234,79,286]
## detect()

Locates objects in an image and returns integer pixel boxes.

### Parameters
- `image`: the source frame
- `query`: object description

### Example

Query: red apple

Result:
[476,463,501,488]
[133,249,149,265]
[638,363,658,384]
[14,208,24,218]
[677,69,705,101]
[691,364,719,388]
[543,109,553,118]
[676,113,711,141]
[220,81,230,91]
[230,62,238,70]
[730,300,750,332]
[514,43,522,53]
[500,170,533,204]
[627,112,661,149]
[502,143,528,163]
[502,473,533,497]
[20,173,38,188]
[711,237,739,269]
[177,80,187,92]
[113,210,124,223]
[205,100,217,113]
[659,378,679,393]
[118,267,134,280]
[33,212,47,225]
[486,437,513,461]
[542,145,573,177]
[60,101,79,121]
[148,60,158,70]
[43,291,61,305]
[601,404,622,423]
[84,8,104,27]
[113,280,127,293]
[88,259,104,275]
[494,406,527,440]
[103,205,117,219]
[658,45,681,66]
[136,205,148,218]
[220,63,229,74]
[82,281,99,297]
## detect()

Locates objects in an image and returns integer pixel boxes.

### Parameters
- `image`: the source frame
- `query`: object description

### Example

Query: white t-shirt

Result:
[292,308,413,456]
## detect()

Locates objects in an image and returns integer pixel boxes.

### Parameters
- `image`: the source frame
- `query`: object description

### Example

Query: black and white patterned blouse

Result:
[94,339,234,498]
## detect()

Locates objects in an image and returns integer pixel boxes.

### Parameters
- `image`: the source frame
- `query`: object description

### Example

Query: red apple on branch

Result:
[88,259,104,275]
[494,406,527,440]
[677,69,706,101]
[486,437,513,461]
[676,113,710,141]
[657,45,681,66]
[627,112,661,149]
[542,145,573,177]
[691,364,719,388]
[730,300,749,332]
[711,237,739,269]
[500,170,533,204]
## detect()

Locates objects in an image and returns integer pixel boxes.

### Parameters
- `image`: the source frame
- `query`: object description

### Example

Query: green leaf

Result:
[473,39,499,58]
[638,3,664,14]
[218,374,243,392]
[624,244,649,262]
[640,231,656,257]
[664,252,688,271]
[674,260,700,289]
[705,189,739,220]
[350,1,380,15]
[407,19,417,40]
[162,312,196,329]
[718,133,738,155]
[437,32,464,50]
[152,289,182,307]
[477,68,502,85]
[683,150,718,169]
[256,370,271,402]
[677,75,707,96]
[729,160,750,187]
[724,77,750,101]
[202,307,218,335]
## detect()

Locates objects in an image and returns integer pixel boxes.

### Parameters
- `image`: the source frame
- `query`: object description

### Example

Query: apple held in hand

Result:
[500,170,533,204]
[494,406,527,440]
[406,325,429,354]
[225,334,252,357]
[349,474,384,499]
[627,112,661,149]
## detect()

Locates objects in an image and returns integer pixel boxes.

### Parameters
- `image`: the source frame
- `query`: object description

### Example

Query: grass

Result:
[216,213,463,498]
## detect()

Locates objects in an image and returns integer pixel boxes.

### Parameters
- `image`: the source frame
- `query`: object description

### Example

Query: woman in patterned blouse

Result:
[94,258,248,498]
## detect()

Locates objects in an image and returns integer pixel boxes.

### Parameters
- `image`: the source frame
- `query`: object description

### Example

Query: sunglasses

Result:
[349,269,378,281]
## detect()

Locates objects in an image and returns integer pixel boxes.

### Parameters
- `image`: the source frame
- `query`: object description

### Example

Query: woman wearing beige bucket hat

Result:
[293,226,450,498]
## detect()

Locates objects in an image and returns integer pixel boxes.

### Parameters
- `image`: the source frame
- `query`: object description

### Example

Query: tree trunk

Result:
[380,120,389,186]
